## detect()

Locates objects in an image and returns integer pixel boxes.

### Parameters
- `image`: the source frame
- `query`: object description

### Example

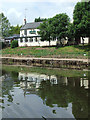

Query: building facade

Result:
[18,21,57,47]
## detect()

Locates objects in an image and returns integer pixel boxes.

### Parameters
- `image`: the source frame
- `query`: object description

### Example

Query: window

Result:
[29,38,33,42]
[25,38,28,42]
[29,30,36,34]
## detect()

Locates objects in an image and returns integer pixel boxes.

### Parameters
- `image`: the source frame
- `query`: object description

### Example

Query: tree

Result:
[51,13,70,46]
[38,19,52,46]
[0,14,2,37]
[34,17,47,22]
[9,24,22,36]
[0,13,10,37]
[67,23,75,45]
[73,2,90,44]
[38,13,70,46]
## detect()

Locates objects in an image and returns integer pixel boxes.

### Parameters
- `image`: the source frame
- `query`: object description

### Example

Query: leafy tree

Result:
[38,21,48,40]
[50,13,70,46]
[73,2,90,44]
[67,23,75,45]
[38,20,52,46]
[34,17,47,22]
[9,24,22,36]
[0,14,2,37]
[38,14,70,46]
[0,13,10,37]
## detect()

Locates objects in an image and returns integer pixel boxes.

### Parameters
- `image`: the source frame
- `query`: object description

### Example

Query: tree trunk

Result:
[75,37,80,45]
[49,40,50,47]
[88,37,90,44]
[82,37,84,46]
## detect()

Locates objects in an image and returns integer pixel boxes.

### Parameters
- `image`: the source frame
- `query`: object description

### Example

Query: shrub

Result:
[0,42,6,49]
[11,40,18,48]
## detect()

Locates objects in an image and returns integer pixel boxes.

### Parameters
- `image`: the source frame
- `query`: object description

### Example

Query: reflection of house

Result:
[18,72,58,90]
[0,76,5,81]
[18,72,89,97]
[80,78,89,89]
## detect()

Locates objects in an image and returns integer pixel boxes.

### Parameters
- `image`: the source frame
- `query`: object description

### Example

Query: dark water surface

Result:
[0,65,89,119]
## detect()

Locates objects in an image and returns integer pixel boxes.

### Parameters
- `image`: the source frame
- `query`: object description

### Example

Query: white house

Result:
[18,20,57,47]
[20,21,42,37]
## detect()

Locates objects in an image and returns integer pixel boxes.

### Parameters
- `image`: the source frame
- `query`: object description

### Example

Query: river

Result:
[0,65,89,119]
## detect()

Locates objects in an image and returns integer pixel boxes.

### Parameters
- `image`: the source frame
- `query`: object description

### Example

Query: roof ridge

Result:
[27,21,43,24]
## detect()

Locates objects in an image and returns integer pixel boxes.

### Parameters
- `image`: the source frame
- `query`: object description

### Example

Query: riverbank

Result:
[1,45,90,59]
[2,64,89,77]
[1,57,89,70]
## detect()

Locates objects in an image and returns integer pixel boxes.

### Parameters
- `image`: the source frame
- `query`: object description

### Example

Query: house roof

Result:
[5,34,20,40]
[20,22,43,30]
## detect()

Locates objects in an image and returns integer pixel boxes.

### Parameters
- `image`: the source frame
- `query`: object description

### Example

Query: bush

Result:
[11,40,18,48]
[0,42,6,49]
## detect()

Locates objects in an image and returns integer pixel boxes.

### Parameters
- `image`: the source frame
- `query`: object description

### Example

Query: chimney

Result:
[23,18,26,25]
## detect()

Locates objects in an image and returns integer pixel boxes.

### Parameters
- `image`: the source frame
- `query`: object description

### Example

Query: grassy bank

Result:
[2,65,89,77]
[1,44,90,59]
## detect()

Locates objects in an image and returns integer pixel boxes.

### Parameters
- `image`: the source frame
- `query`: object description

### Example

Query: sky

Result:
[0,0,81,26]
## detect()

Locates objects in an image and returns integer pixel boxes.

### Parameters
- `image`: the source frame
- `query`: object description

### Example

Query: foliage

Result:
[73,2,90,43]
[0,13,10,37]
[0,13,21,37]
[34,17,47,22]
[38,19,53,45]
[38,13,70,46]
[51,13,70,43]
[11,40,18,48]
[38,21,48,41]
[9,24,22,36]
[67,23,75,40]
[0,42,6,49]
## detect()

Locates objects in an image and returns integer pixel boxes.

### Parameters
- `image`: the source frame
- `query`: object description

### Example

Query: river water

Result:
[0,65,89,119]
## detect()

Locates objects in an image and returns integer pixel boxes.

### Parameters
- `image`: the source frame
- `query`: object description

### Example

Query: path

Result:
[1,57,89,63]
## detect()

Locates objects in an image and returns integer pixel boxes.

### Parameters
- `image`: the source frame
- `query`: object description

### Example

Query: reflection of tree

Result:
[68,85,88,118]
[11,71,19,84]
[1,70,19,108]
[38,80,69,108]
[38,77,88,119]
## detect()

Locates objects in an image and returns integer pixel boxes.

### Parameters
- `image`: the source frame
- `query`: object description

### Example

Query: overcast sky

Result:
[0,0,81,26]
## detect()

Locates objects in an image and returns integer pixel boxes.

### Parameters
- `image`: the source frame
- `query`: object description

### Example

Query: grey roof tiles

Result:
[20,22,43,30]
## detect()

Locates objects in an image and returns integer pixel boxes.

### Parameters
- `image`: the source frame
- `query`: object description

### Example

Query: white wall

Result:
[18,37,57,47]
[80,37,89,44]
[20,29,40,37]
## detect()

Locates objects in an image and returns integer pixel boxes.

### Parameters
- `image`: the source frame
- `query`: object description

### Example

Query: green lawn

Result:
[1,44,90,59]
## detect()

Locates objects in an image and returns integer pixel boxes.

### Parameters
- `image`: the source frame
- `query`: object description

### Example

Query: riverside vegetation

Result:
[1,44,90,59]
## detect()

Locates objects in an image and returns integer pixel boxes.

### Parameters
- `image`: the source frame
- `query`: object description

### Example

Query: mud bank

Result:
[1,57,89,70]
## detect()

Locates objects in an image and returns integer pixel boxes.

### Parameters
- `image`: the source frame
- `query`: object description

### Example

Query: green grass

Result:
[1,44,90,59]
[2,65,89,77]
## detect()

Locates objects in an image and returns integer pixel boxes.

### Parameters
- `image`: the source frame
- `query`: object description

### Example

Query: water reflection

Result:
[1,67,89,119]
